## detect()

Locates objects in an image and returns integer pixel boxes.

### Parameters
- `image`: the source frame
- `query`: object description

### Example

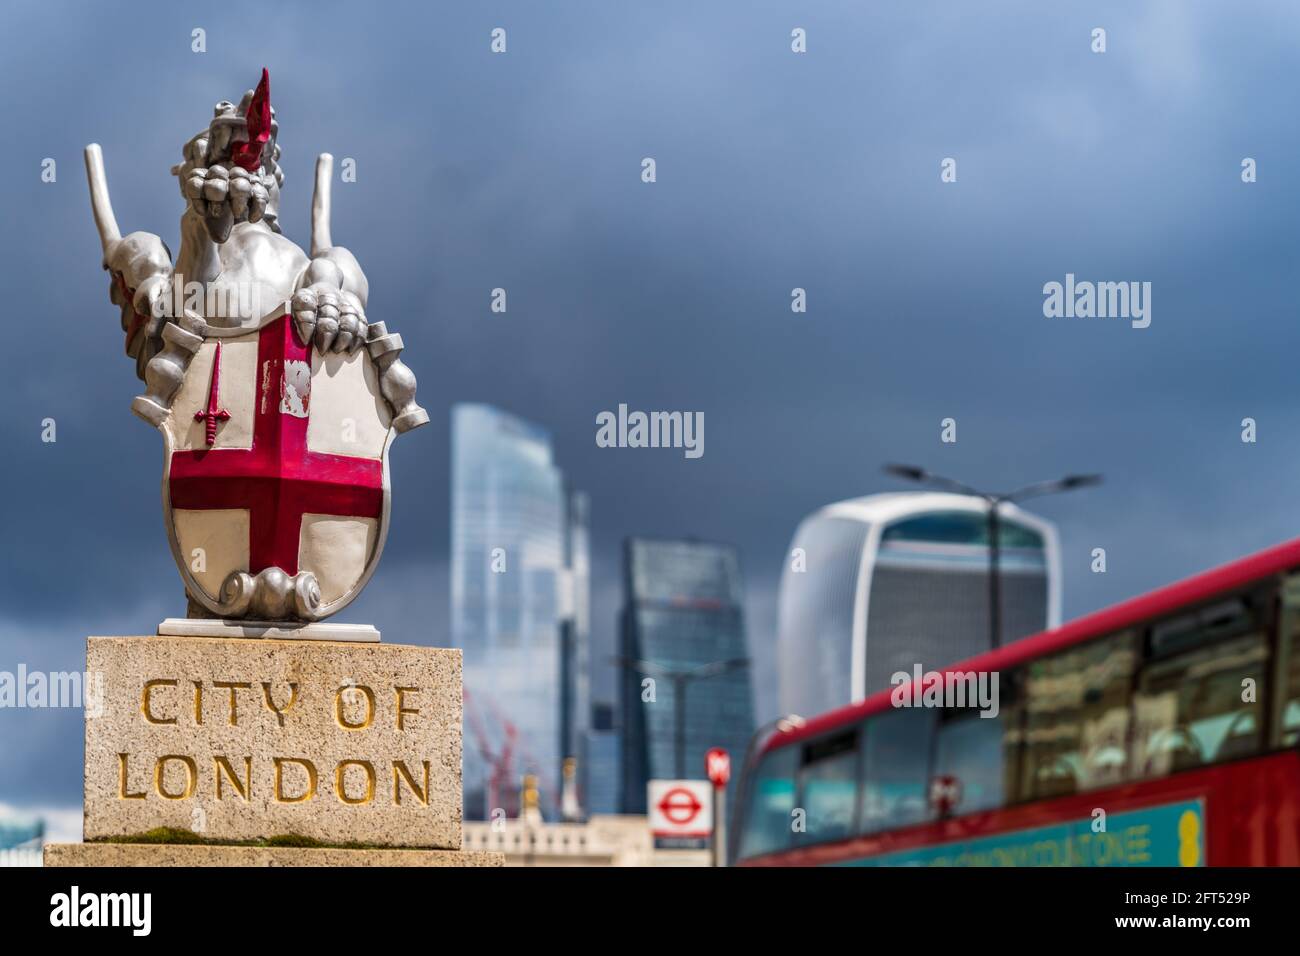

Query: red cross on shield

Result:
[160,309,393,618]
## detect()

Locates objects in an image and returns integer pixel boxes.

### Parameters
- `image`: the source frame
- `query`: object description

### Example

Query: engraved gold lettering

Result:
[273,757,318,803]
[335,759,376,805]
[393,760,430,806]
[117,753,145,800]
[141,679,177,725]
[192,680,203,725]
[214,755,252,801]
[261,681,299,726]
[334,684,374,730]
[154,754,198,800]
[213,680,252,726]
[395,686,420,730]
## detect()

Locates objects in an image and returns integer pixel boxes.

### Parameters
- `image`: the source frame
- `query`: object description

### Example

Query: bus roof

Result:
[762,534,1300,754]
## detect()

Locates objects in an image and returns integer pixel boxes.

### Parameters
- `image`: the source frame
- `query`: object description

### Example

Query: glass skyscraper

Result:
[451,403,589,820]
[582,702,620,816]
[560,490,591,816]
[776,492,1060,718]
[619,538,755,814]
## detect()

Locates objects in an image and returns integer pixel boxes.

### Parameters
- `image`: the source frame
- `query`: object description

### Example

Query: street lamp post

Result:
[614,656,750,778]
[882,465,1102,649]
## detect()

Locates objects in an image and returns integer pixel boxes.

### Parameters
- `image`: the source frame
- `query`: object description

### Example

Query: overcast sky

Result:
[4,0,1300,814]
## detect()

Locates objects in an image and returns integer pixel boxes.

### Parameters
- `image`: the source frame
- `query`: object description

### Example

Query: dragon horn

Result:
[84,144,122,254]
[311,152,333,257]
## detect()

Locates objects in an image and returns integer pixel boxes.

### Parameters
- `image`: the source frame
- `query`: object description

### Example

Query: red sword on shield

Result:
[194,341,231,446]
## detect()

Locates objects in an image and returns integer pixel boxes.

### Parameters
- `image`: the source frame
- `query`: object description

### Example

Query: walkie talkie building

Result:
[776,493,1060,718]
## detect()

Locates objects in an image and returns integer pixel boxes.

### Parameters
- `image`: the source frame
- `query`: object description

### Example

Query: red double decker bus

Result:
[734,538,1300,866]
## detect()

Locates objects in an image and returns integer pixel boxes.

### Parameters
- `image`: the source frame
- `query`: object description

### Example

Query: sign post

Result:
[705,747,730,867]
[648,780,713,852]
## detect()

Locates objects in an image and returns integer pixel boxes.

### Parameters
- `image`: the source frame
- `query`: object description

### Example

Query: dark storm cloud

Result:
[4,0,1300,805]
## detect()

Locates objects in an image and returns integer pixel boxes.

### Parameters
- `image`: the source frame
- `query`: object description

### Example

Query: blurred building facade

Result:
[582,702,620,815]
[461,814,709,867]
[776,492,1060,717]
[451,403,589,819]
[619,538,755,814]
[560,491,591,817]
[0,812,43,868]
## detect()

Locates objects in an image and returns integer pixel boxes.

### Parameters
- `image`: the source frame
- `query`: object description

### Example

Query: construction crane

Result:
[463,688,519,819]
[463,687,561,819]
[478,693,558,813]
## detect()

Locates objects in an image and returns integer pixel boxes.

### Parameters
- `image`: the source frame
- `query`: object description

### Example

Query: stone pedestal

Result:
[46,635,501,867]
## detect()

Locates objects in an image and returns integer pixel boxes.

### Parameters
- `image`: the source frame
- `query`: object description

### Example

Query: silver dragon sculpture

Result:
[84,68,427,433]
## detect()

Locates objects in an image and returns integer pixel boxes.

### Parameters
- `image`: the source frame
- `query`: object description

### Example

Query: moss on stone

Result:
[96,828,413,851]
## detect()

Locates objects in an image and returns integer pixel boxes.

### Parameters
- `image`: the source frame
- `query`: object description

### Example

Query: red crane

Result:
[463,688,519,819]
[476,692,558,812]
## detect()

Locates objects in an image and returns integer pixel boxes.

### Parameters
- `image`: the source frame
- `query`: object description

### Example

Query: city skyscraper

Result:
[619,538,755,815]
[582,702,620,816]
[451,403,589,820]
[560,489,591,819]
[776,492,1060,718]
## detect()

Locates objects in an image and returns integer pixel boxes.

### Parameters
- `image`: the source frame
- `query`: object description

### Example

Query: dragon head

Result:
[173,68,284,242]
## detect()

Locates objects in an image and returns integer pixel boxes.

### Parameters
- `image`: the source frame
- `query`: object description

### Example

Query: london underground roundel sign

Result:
[647,779,713,838]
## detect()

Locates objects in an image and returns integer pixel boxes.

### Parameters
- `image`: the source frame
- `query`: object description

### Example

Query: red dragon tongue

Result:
[231,68,271,172]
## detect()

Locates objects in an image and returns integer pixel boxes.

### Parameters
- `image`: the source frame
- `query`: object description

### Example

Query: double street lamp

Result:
[614,656,750,779]
[882,464,1102,649]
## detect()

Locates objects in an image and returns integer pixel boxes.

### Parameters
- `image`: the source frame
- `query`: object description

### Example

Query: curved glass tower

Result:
[776,492,1060,718]
[451,404,587,820]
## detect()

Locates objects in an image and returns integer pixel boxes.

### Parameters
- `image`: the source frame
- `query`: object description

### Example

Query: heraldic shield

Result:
[158,303,398,622]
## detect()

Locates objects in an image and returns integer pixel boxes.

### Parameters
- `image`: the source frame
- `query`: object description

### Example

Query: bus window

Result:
[860,708,934,834]
[930,673,1021,817]
[1274,573,1300,746]
[796,730,859,844]
[737,746,798,859]
[1132,591,1271,778]
[1020,630,1138,799]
